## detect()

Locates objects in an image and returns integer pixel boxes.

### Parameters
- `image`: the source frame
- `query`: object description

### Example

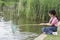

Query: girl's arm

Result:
[40,23,52,26]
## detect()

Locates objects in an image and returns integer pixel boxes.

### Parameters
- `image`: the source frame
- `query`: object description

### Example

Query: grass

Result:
[44,30,60,40]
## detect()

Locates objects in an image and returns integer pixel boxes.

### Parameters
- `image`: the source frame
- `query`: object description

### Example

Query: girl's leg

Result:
[42,27,49,34]
[42,27,53,34]
[45,27,53,34]
[42,27,46,33]
[42,27,57,34]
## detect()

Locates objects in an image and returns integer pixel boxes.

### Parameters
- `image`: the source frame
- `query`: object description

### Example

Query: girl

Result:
[40,9,58,35]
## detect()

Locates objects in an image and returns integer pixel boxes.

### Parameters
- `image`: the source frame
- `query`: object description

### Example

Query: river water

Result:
[0,20,42,40]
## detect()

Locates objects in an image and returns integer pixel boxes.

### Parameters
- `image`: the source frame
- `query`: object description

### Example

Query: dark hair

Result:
[49,9,56,16]
[49,9,58,19]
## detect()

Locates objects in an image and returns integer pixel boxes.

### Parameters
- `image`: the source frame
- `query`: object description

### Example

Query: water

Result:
[0,17,42,40]
[0,21,42,40]
[0,21,18,40]
[19,25,43,40]
[16,32,39,40]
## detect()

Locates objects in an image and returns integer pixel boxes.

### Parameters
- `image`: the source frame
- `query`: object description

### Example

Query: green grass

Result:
[44,30,60,40]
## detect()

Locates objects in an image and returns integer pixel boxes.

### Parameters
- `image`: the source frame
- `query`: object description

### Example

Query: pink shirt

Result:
[49,16,58,27]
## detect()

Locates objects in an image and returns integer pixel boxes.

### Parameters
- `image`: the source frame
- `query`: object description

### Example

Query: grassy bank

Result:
[44,23,60,40]
[44,30,60,40]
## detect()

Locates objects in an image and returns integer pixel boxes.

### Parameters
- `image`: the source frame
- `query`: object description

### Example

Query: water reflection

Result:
[0,18,19,40]
[0,20,40,40]
[0,17,42,40]
[16,31,39,40]
[19,25,43,40]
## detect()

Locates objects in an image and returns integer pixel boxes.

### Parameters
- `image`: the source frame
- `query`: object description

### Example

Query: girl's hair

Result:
[49,9,58,19]
[49,9,56,16]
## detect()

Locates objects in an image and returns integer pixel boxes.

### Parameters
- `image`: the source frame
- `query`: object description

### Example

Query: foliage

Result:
[0,0,60,24]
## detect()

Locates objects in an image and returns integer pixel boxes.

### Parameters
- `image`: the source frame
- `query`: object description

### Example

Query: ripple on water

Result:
[16,32,39,40]
[0,21,39,40]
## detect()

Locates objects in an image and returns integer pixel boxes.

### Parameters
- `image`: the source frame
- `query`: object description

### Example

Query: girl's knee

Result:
[42,27,45,32]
